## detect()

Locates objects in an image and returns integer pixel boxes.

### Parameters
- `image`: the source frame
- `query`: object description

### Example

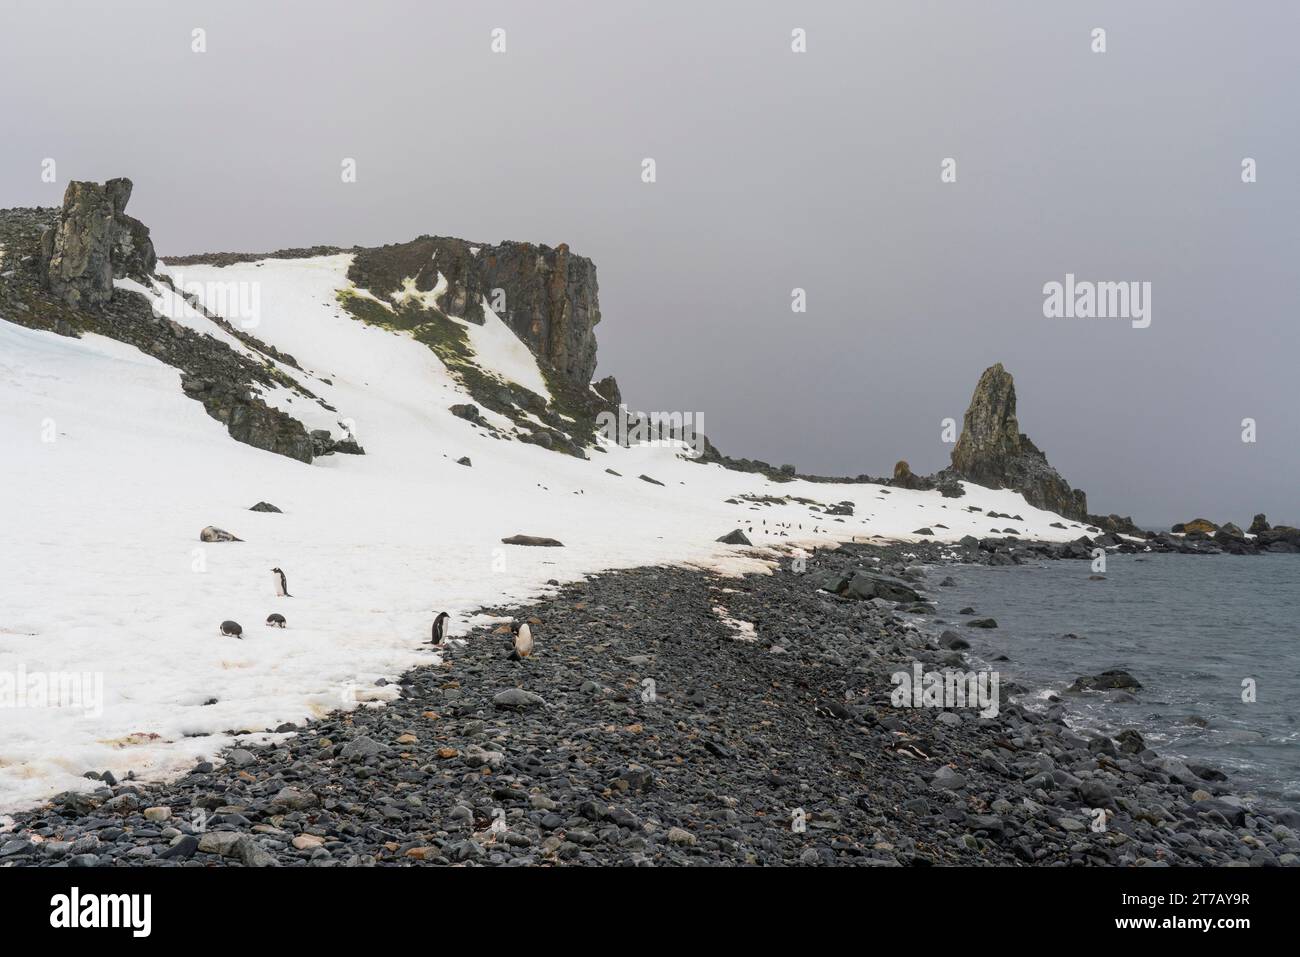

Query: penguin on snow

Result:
[272,567,292,597]
[431,611,450,646]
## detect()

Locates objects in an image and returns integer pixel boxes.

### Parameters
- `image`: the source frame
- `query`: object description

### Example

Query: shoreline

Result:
[918,549,1299,808]
[4,536,1298,867]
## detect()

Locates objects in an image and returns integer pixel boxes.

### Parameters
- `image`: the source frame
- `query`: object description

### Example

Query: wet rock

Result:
[842,573,922,603]
[1068,670,1142,692]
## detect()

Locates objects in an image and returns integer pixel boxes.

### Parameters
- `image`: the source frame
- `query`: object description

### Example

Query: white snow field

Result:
[0,254,1085,812]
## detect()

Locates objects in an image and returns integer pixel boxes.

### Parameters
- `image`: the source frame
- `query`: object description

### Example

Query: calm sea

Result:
[933,552,1300,803]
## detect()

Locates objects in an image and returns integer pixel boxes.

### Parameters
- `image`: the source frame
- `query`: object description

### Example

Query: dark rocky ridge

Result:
[170,234,607,396]
[0,183,325,463]
[163,233,618,457]
[4,179,615,466]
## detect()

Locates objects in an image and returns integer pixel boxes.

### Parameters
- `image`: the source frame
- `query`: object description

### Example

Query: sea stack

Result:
[942,363,1089,521]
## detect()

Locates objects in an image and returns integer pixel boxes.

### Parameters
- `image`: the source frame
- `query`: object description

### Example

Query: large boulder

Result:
[841,572,923,604]
[1248,513,1270,535]
[945,364,1088,521]
[1088,513,1144,536]
[1068,670,1143,692]
[716,529,752,546]
[39,178,156,307]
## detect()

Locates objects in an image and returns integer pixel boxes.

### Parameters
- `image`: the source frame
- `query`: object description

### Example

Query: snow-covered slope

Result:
[0,254,1088,813]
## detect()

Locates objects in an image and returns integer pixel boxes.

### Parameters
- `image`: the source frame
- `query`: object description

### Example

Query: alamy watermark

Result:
[891,662,1000,717]
[154,271,262,329]
[0,664,104,718]
[1043,273,1151,329]
[595,404,706,457]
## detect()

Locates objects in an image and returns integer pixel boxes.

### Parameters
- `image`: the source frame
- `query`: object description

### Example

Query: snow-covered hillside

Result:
[0,254,1087,813]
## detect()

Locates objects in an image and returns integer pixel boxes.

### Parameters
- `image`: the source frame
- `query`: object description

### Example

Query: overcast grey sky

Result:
[3,0,1297,527]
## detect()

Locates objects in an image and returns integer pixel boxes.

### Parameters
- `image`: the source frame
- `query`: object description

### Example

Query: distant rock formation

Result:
[40,178,155,307]
[890,460,929,490]
[347,236,602,390]
[942,363,1089,521]
[1087,513,1143,536]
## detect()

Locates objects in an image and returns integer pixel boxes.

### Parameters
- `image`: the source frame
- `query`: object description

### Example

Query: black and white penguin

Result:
[272,567,292,597]
[431,611,449,646]
[220,620,243,639]
[510,622,534,660]
[266,613,286,628]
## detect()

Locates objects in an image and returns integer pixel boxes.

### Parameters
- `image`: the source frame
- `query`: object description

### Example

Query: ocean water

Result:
[933,553,1300,804]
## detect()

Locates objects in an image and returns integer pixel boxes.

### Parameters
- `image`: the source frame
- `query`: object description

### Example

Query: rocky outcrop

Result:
[1249,513,1271,535]
[592,375,622,409]
[1253,524,1300,552]
[944,364,1088,521]
[889,460,931,491]
[1174,518,1218,536]
[39,178,155,307]
[347,235,601,389]
[4,184,343,465]
[1087,513,1143,536]
[310,430,364,457]
[181,375,314,463]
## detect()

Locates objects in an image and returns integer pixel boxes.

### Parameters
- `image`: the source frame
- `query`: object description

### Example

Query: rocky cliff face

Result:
[347,235,602,390]
[945,363,1089,521]
[39,178,156,307]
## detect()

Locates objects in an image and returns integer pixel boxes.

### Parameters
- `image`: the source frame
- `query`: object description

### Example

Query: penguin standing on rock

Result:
[272,567,292,597]
[220,620,243,639]
[509,622,534,661]
[431,611,449,646]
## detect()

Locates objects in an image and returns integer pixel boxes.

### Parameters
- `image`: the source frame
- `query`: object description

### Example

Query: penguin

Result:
[431,611,449,646]
[509,622,534,660]
[272,567,292,597]
[266,613,286,628]
[220,620,243,639]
